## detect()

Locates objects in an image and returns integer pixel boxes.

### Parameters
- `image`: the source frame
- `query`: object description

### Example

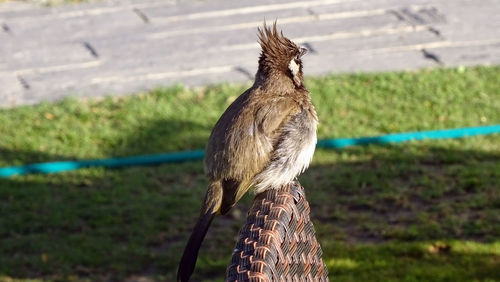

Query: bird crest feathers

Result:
[258,22,299,64]
[257,22,307,86]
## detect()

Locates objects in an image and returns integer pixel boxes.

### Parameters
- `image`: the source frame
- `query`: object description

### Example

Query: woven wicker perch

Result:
[226,181,328,281]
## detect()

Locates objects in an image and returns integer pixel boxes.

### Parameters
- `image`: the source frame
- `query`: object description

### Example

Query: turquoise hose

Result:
[1,124,499,178]
[0,150,204,178]
[316,124,500,148]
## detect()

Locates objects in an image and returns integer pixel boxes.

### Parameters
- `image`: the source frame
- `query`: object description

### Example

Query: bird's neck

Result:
[254,68,297,92]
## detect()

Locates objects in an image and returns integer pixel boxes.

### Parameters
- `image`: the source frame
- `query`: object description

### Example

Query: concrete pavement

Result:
[1,0,499,107]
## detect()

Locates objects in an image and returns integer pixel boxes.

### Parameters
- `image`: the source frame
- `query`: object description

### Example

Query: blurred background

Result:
[0,0,499,281]
[2,0,499,106]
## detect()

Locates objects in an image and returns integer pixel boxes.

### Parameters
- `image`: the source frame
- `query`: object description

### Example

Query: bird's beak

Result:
[298,46,308,58]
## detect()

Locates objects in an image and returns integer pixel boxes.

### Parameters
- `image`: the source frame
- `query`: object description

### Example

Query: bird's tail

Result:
[177,212,214,282]
[177,182,222,282]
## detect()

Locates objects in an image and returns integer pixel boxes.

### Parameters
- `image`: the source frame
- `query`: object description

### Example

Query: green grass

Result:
[0,66,499,281]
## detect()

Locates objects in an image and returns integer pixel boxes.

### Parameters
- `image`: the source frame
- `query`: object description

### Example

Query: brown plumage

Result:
[177,22,318,282]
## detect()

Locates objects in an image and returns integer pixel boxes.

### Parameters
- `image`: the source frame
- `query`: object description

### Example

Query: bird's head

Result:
[256,22,308,88]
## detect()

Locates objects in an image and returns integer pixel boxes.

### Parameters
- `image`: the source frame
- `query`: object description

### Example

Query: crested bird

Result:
[177,22,318,281]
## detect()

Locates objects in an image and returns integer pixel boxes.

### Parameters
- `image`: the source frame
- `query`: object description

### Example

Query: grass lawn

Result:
[0,66,499,281]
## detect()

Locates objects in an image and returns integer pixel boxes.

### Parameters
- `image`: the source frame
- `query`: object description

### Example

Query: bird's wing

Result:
[254,96,300,138]
[219,96,300,213]
[235,95,301,175]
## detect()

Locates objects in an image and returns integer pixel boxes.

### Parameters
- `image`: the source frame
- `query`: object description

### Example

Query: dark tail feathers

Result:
[177,212,215,282]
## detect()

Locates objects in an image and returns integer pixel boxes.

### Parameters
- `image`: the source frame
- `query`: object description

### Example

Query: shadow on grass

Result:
[305,144,500,243]
[0,148,75,167]
[0,117,211,169]
[0,136,499,280]
[105,118,212,158]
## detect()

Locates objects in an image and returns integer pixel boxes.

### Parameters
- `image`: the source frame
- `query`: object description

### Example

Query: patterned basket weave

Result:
[226,180,328,281]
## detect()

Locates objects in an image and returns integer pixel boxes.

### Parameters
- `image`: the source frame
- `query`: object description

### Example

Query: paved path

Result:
[1,0,499,107]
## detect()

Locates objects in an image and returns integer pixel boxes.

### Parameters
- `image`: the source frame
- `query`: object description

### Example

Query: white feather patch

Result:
[289,59,299,77]
[252,118,317,194]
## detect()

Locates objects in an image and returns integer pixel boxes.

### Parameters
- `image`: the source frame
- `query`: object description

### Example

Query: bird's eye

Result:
[297,47,308,59]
